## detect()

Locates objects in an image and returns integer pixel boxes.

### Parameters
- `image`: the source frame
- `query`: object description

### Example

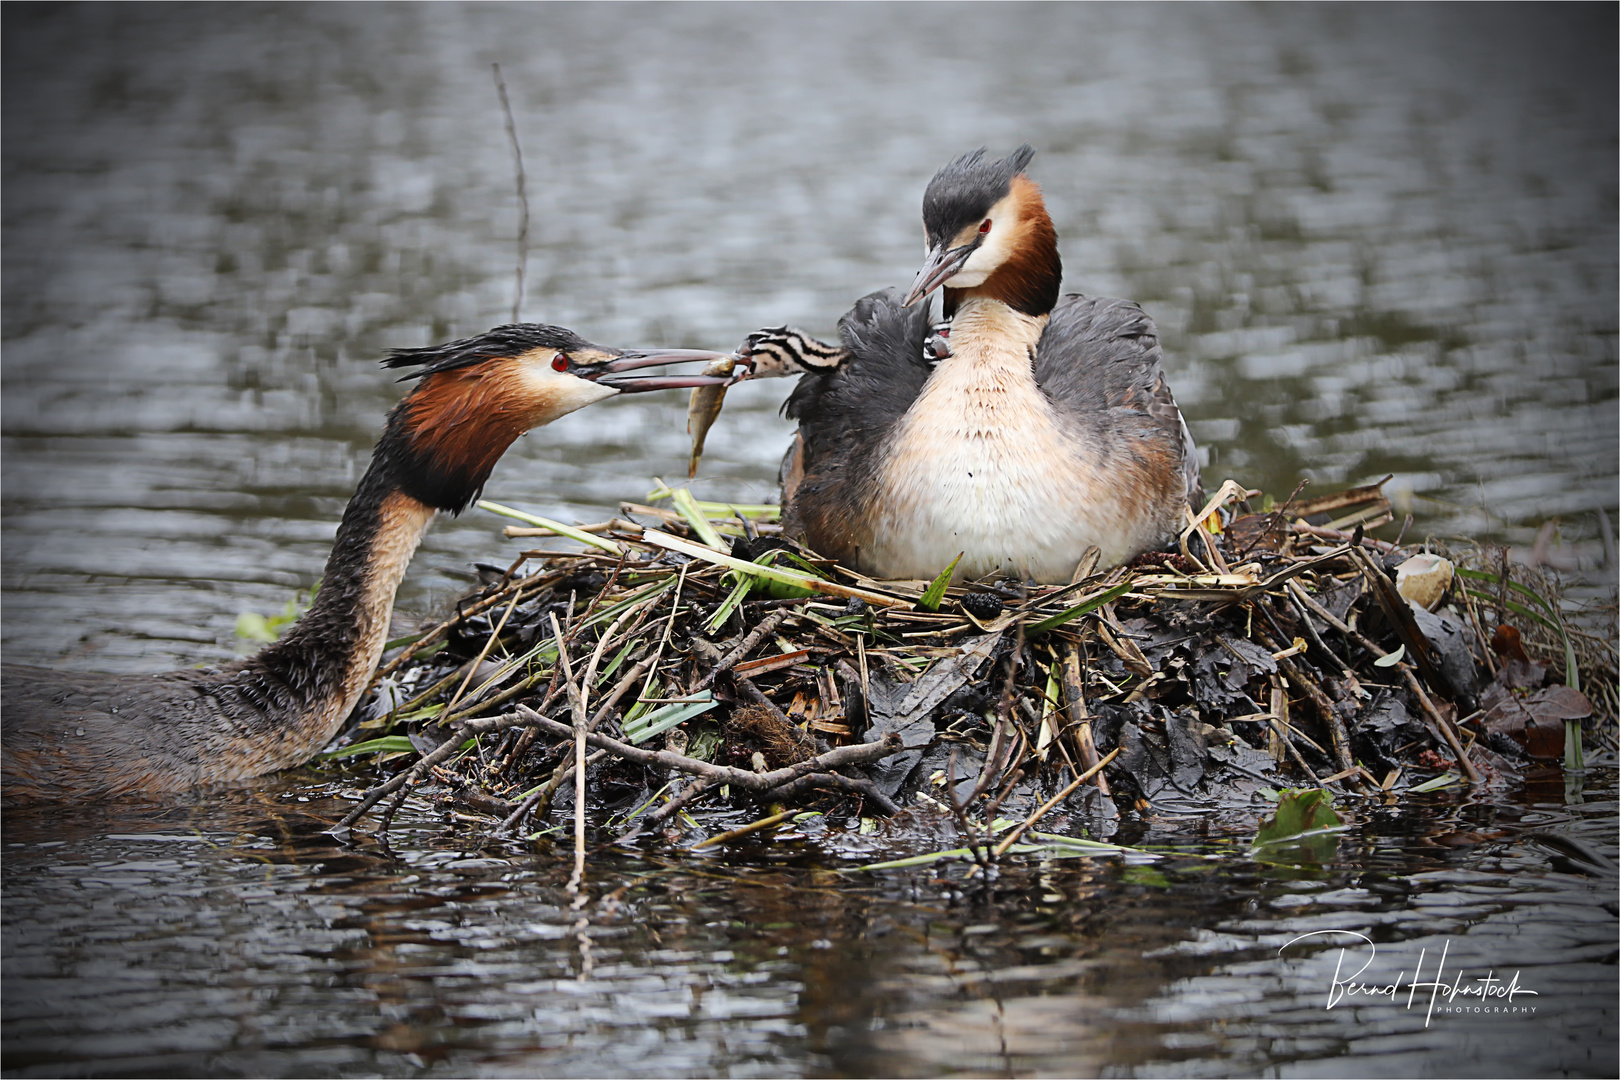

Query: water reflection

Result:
[3,777,1615,1076]
[3,4,1614,669]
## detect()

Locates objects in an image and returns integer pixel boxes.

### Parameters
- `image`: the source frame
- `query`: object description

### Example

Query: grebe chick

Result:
[2,326,730,801]
[736,146,1200,583]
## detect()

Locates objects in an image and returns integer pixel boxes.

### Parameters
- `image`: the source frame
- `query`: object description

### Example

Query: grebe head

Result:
[735,326,851,379]
[380,323,730,511]
[901,145,1061,317]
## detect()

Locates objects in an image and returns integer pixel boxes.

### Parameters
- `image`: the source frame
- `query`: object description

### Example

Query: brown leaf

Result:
[1482,685,1591,760]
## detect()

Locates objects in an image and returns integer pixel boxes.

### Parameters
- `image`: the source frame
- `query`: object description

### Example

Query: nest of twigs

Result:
[327,479,1617,845]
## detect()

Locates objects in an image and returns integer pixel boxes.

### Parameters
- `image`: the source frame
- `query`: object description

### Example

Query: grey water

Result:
[2,5,1616,1077]
[3,775,1616,1078]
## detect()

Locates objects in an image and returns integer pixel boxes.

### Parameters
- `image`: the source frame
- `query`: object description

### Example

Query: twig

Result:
[944,747,995,872]
[506,654,656,830]
[991,747,1121,856]
[635,563,688,710]
[1269,676,1321,783]
[758,772,901,816]
[1265,639,1356,779]
[372,566,567,683]
[1461,581,1498,679]
[1291,520,1396,553]
[491,62,529,323]
[691,809,798,850]
[687,636,800,735]
[1282,580,1354,676]
[693,609,794,691]
[551,612,589,892]
[1059,641,1110,795]
[332,730,469,834]
[640,777,721,830]
[514,704,904,792]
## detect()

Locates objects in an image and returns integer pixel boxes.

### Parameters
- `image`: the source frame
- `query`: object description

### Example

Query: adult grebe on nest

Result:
[734,146,1201,584]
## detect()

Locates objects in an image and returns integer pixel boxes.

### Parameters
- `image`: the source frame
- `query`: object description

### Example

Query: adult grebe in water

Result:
[2,326,730,800]
[734,146,1201,584]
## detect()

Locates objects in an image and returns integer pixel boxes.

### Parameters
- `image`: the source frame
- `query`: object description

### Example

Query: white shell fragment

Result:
[1395,552,1454,611]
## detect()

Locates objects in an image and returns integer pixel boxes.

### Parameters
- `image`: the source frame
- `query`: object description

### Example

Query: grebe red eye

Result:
[979,219,992,234]
[551,353,569,372]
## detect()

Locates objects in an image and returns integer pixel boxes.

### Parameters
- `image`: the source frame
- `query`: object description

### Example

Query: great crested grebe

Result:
[2,327,730,800]
[736,145,1201,583]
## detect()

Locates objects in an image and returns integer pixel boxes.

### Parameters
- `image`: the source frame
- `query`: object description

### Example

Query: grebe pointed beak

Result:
[902,240,979,307]
[577,348,736,392]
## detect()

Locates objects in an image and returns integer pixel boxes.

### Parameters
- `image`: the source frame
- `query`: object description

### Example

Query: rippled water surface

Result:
[3,6,1617,1076]
[3,774,1616,1077]
[3,3,1615,670]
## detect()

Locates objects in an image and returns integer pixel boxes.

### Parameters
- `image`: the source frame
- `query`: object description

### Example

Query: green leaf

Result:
[1027,832,1154,856]
[1373,643,1405,667]
[752,548,821,599]
[1454,566,1560,614]
[646,481,780,520]
[476,500,622,553]
[235,586,311,643]
[644,529,894,605]
[856,846,978,870]
[686,725,723,762]
[1459,588,1560,633]
[916,553,963,613]
[596,637,642,686]
[234,611,277,643]
[320,736,417,760]
[1255,788,1341,840]
[1119,865,1172,888]
[1409,771,1460,793]
[706,575,754,632]
[1458,575,1580,694]
[667,486,728,550]
[621,694,719,745]
[1252,788,1344,862]
[1026,582,1133,635]
[1564,720,1585,772]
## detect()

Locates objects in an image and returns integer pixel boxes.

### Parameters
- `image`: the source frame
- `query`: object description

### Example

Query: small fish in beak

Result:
[687,354,739,478]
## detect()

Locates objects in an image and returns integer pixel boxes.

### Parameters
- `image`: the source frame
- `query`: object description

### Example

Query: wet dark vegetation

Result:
[318,478,1616,866]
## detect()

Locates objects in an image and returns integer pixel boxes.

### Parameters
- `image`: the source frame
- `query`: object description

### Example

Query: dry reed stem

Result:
[549,612,589,891]
[690,809,798,850]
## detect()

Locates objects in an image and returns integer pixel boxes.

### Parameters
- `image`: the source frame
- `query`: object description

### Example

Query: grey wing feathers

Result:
[783,288,934,445]
[1036,295,1203,506]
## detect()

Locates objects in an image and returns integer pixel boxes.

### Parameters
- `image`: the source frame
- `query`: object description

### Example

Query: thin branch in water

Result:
[492,62,529,324]
[641,777,721,831]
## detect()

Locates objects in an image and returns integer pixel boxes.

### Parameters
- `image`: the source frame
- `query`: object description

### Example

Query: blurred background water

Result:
[3,3,1615,673]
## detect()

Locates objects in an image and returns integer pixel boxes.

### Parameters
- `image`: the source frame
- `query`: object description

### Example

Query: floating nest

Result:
[327,479,1618,846]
